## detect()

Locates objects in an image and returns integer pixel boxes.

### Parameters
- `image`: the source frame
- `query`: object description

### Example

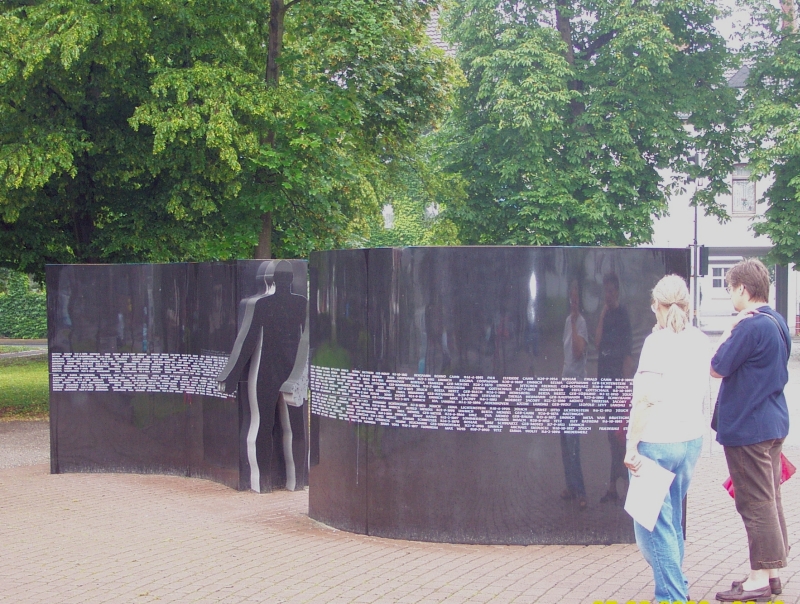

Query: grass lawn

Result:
[0,356,48,419]
[0,345,39,353]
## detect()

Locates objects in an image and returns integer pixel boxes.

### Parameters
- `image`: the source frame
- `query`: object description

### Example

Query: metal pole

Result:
[693,202,698,327]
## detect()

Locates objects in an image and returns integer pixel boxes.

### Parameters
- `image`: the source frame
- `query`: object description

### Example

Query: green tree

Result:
[363,135,464,247]
[441,0,741,246]
[0,0,455,275]
[742,0,800,266]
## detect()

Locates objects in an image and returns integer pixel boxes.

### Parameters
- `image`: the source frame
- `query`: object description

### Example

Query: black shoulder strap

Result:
[758,310,790,362]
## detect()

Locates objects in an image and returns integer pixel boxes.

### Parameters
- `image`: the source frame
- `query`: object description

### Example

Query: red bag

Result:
[723,453,796,498]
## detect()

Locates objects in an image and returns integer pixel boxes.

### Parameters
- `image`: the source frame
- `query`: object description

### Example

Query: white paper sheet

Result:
[623,456,676,531]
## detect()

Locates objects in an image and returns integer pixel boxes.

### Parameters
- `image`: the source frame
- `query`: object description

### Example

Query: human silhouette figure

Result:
[218,260,307,492]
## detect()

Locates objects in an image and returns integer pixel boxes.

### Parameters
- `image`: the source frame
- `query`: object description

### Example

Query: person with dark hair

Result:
[595,273,633,503]
[710,258,791,602]
[560,279,588,509]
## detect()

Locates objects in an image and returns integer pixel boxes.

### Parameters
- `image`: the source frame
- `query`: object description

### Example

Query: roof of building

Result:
[727,65,751,88]
[425,11,455,57]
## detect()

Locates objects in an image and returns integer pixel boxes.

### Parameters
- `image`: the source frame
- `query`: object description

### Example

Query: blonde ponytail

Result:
[652,276,690,333]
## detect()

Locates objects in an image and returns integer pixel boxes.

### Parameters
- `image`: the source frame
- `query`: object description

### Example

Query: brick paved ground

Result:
[0,424,798,604]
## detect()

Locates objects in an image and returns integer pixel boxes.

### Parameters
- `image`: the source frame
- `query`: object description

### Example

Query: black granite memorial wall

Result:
[47,260,308,492]
[308,246,690,544]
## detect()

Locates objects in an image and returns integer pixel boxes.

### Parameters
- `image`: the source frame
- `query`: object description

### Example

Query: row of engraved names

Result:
[52,352,227,375]
[51,352,231,399]
[310,366,632,407]
[311,392,630,434]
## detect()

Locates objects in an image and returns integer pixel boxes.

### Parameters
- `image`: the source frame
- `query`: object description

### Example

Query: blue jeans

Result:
[633,438,703,604]
[560,433,586,496]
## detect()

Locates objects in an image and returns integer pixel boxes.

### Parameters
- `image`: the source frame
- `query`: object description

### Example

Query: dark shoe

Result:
[731,577,782,596]
[599,490,618,503]
[716,583,772,602]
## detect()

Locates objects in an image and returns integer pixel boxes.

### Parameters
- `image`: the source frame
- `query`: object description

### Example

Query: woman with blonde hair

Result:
[624,274,711,603]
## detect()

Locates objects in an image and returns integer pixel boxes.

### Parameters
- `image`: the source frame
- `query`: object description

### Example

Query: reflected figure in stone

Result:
[559,279,588,509]
[595,272,633,504]
[218,260,308,493]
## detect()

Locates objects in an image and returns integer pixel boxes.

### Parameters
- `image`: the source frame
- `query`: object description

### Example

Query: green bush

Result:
[0,272,47,339]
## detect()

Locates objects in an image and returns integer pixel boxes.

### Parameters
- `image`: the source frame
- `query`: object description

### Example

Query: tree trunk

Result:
[781,0,798,33]
[555,4,586,125]
[255,211,273,259]
[267,0,285,86]
[73,208,96,262]
[555,5,575,67]
[254,0,286,260]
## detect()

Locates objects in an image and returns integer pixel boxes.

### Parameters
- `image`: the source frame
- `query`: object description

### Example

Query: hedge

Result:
[0,272,47,339]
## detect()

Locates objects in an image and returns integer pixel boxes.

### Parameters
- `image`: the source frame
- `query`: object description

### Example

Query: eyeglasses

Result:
[725,285,740,294]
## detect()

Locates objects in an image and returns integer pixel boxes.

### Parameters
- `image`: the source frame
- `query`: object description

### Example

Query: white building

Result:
[647,168,798,333]
[647,67,798,333]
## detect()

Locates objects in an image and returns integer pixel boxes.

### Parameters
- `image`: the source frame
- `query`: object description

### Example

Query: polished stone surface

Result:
[47,260,307,492]
[309,246,690,544]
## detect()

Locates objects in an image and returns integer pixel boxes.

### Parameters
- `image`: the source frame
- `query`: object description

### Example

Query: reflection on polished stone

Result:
[308,246,690,544]
[47,260,308,492]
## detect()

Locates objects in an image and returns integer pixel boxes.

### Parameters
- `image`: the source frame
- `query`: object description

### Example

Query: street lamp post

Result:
[689,152,700,328]
[693,200,698,327]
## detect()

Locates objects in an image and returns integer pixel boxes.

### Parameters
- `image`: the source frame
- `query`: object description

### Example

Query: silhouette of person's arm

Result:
[218,298,262,394]
[280,307,309,406]
[595,306,607,349]
[571,313,586,360]
[621,309,634,378]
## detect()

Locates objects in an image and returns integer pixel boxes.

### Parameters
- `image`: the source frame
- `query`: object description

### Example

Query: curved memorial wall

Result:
[47,260,308,493]
[308,247,690,545]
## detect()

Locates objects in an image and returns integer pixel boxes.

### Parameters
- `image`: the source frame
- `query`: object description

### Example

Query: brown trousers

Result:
[724,439,789,569]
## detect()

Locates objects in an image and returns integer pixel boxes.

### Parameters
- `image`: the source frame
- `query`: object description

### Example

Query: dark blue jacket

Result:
[711,306,790,447]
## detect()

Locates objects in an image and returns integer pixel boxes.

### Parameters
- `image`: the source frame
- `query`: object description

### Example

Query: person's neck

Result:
[742,300,768,311]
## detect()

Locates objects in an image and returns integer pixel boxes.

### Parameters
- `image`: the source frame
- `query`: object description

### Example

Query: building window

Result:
[732,164,756,214]
[712,267,730,289]
[382,204,395,229]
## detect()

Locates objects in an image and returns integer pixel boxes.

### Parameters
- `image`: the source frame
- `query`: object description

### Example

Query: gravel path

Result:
[0,420,49,469]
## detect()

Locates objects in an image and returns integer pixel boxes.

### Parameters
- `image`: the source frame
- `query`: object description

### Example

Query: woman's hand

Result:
[624,449,642,476]
[716,309,757,350]
[731,308,757,328]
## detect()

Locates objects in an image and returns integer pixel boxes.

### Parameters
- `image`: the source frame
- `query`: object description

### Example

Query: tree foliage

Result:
[440,0,741,246]
[0,0,456,275]
[0,270,46,338]
[741,0,800,266]
[363,135,464,247]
